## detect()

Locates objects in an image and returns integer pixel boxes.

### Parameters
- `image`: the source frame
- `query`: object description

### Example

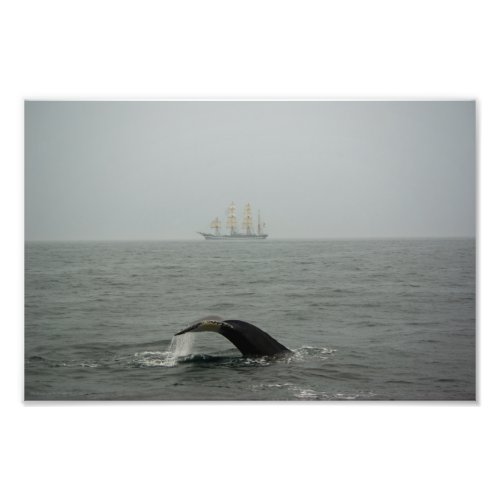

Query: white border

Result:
[3,1,498,499]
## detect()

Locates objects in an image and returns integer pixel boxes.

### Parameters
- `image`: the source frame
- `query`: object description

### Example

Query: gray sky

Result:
[25,101,475,240]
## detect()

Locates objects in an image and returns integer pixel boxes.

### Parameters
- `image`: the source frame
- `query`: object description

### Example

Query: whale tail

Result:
[175,318,290,357]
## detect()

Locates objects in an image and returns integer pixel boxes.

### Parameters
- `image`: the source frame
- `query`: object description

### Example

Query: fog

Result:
[25,101,475,240]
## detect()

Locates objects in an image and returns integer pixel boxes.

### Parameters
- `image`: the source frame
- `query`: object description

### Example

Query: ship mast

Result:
[242,203,255,235]
[210,216,221,236]
[226,201,238,235]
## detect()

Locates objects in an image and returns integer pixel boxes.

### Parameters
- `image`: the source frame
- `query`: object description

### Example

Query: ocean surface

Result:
[25,239,476,401]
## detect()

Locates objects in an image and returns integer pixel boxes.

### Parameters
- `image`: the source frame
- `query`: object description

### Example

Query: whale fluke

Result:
[175,318,290,357]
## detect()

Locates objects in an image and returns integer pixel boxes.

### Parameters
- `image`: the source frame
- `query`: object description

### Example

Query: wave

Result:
[27,355,101,369]
[27,343,338,371]
[249,382,377,400]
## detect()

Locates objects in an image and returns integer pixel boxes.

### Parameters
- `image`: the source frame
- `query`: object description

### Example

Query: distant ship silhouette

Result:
[198,202,268,240]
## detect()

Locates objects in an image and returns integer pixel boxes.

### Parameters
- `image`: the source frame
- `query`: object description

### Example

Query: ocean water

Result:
[25,239,475,401]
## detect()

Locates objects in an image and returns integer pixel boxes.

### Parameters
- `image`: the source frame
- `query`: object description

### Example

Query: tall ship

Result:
[198,202,269,240]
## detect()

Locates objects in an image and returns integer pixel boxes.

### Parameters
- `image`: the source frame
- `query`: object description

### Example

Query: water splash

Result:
[286,346,337,363]
[165,332,196,366]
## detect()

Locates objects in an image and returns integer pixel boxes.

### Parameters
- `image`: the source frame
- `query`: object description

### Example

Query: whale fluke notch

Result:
[175,318,290,357]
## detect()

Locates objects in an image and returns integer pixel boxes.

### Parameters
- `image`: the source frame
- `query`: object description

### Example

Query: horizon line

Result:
[25,235,476,243]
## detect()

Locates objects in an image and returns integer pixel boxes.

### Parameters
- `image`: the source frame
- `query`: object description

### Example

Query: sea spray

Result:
[165,332,195,366]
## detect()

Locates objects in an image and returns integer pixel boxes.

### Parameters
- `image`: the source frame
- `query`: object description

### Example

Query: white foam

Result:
[286,346,337,363]
[289,386,329,400]
[133,351,170,367]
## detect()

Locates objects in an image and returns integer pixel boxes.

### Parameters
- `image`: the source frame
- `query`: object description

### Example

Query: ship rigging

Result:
[198,202,268,240]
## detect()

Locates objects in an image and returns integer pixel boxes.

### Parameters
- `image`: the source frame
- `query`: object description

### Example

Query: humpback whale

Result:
[175,318,290,357]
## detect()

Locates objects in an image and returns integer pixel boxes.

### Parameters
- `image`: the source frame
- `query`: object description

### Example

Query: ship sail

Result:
[210,217,221,236]
[226,201,238,235]
[242,203,254,235]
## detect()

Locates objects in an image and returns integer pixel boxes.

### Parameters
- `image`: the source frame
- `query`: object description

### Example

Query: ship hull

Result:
[199,232,268,240]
